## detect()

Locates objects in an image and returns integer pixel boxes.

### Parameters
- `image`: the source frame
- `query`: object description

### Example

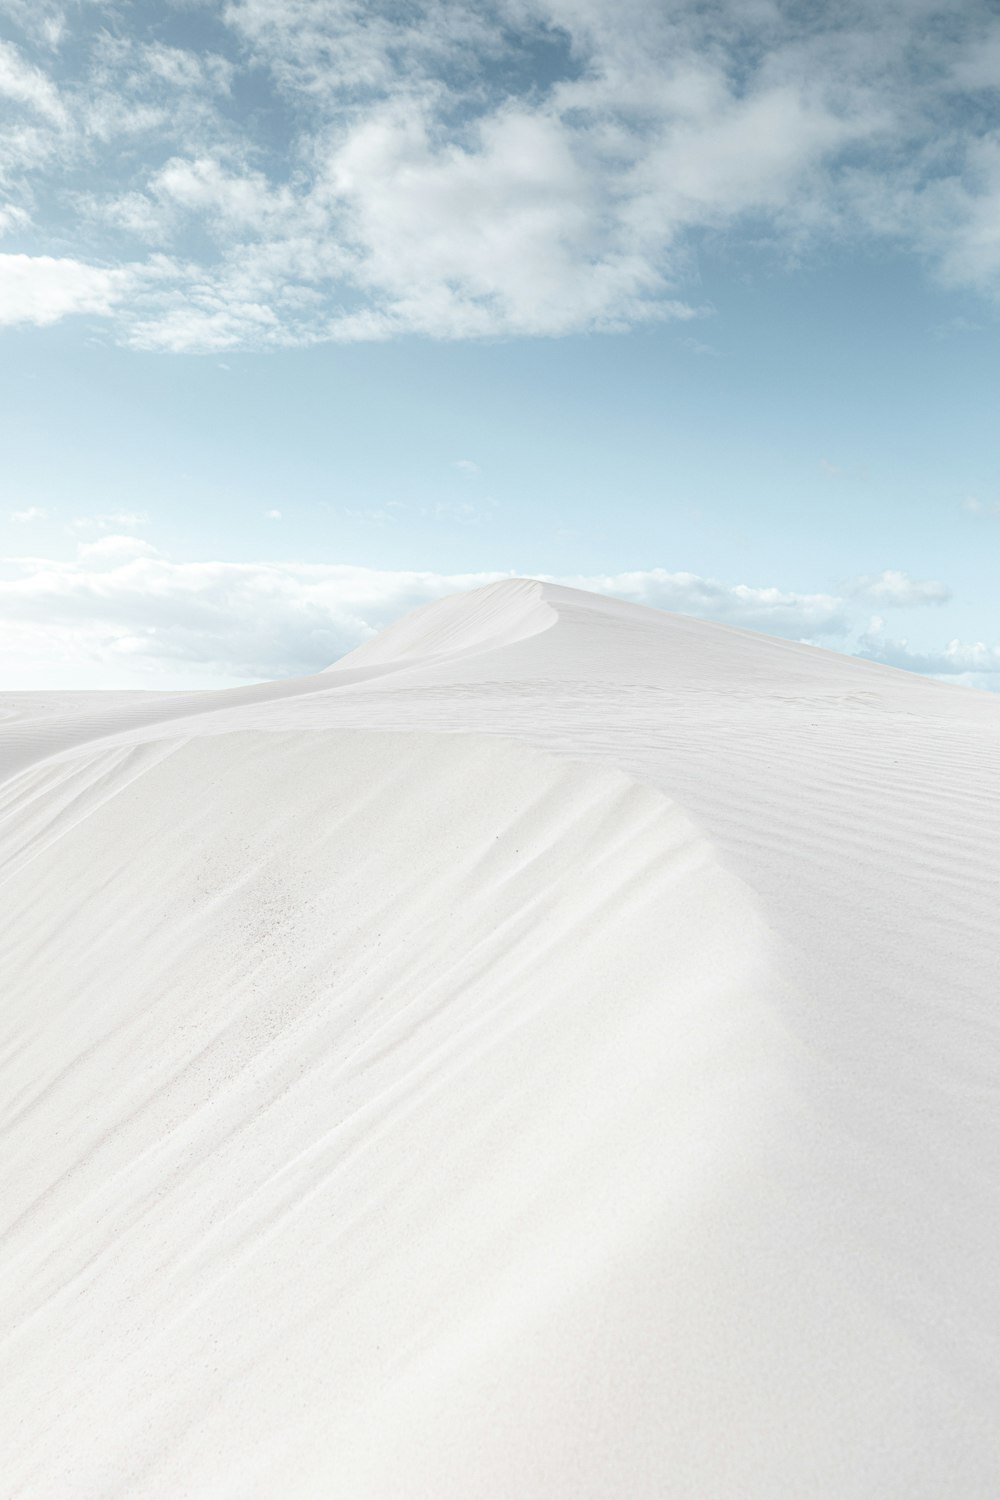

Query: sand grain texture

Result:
[1,580,999,1497]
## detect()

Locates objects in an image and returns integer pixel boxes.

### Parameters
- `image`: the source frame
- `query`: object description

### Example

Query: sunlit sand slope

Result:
[1,580,999,1497]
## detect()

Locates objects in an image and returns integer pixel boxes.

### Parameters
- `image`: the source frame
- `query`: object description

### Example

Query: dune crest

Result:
[325,577,558,674]
[2,581,1000,1497]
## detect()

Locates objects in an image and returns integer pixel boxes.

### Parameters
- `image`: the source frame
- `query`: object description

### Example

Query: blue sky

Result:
[0,0,998,688]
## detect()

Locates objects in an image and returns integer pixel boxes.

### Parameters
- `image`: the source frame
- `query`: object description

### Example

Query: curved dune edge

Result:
[2,730,799,1498]
[0,577,984,791]
[2,580,1000,1496]
[324,577,560,674]
[0,581,558,787]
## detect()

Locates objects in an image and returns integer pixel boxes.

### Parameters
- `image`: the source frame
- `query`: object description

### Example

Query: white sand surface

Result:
[2,579,999,1497]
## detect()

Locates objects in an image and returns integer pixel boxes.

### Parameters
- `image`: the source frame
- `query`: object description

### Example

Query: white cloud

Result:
[8,506,47,522]
[0,203,30,237]
[221,0,494,96]
[0,38,66,124]
[0,2,72,49]
[142,45,234,97]
[454,459,480,476]
[848,570,951,606]
[0,253,132,326]
[557,568,850,639]
[125,297,280,353]
[680,335,718,356]
[857,626,1000,686]
[316,99,696,338]
[264,508,282,519]
[150,156,295,234]
[3,1,1000,347]
[923,136,1000,296]
[962,495,1000,516]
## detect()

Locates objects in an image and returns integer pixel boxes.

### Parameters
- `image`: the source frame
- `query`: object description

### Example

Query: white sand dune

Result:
[2,579,999,1497]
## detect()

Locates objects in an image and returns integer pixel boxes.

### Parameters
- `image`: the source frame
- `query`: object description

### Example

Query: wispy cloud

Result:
[70,510,149,532]
[8,505,47,523]
[680,336,719,357]
[0,2,73,50]
[1,2,1000,347]
[428,498,496,524]
[0,37,67,124]
[559,568,850,639]
[848,570,951,606]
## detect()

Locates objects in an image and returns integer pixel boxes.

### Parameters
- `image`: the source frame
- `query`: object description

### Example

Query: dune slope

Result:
[1,580,999,1497]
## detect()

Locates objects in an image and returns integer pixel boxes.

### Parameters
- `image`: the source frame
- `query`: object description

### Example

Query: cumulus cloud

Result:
[2,1,1000,346]
[848,570,951,606]
[856,625,1000,686]
[313,100,694,339]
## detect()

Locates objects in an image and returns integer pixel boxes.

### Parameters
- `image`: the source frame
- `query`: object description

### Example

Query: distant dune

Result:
[2,580,999,1497]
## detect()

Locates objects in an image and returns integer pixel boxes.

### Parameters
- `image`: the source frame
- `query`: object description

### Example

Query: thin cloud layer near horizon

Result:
[0,0,998,687]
